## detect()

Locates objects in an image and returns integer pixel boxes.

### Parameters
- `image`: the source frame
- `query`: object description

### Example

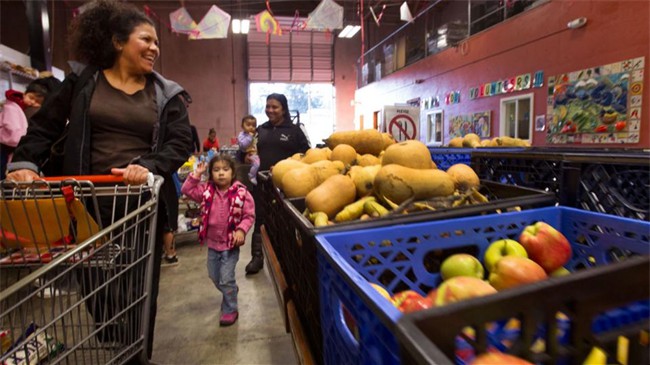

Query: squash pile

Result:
[269,130,487,227]
[448,133,531,148]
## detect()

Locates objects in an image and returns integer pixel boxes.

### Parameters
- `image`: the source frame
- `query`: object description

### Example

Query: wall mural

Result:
[546,57,644,144]
[448,111,491,138]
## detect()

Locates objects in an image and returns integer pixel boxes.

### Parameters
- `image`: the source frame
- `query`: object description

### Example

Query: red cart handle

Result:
[41,175,124,184]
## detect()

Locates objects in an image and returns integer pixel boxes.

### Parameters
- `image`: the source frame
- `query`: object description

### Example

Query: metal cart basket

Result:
[0,175,163,365]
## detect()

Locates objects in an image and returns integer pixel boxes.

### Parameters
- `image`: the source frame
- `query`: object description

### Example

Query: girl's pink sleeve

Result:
[236,190,256,234]
[181,174,206,203]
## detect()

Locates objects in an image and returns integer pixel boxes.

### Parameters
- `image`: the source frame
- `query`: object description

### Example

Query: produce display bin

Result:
[314,206,650,365]
[428,148,473,170]
[428,147,527,171]
[256,171,290,268]
[396,257,649,365]
[471,149,650,220]
[562,151,650,221]
[280,181,554,363]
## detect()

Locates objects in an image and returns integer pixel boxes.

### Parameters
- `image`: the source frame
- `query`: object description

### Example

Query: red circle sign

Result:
[388,114,416,141]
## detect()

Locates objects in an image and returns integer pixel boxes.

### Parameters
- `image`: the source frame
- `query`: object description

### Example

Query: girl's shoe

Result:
[219,311,238,326]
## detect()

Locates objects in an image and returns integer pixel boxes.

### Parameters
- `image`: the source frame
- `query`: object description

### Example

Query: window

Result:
[500,93,533,140]
[425,109,444,146]
[249,83,335,147]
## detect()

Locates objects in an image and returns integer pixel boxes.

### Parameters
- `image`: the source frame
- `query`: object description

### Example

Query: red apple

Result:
[519,221,572,273]
[488,256,547,291]
[392,290,433,313]
[470,352,533,365]
[428,276,497,307]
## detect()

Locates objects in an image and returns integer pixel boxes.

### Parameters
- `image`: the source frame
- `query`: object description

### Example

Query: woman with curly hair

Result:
[7,0,192,362]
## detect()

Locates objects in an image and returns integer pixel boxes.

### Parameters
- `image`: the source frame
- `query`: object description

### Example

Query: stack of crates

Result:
[314,206,650,364]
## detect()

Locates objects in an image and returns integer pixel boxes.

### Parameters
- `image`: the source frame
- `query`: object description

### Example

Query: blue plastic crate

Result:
[428,148,472,171]
[315,206,650,365]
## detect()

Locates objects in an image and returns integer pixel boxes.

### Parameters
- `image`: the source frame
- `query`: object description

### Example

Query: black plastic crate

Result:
[396,257,649,364]
[562,152,650,221]
[256,171,289,266]
[472,150,566,197]
[280,181,554,363]
[471,149,650,221]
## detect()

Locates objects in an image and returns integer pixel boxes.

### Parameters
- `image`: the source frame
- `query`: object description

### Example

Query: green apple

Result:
[484,239,528,272]
[550,266,571,277]
[440,253,485,281]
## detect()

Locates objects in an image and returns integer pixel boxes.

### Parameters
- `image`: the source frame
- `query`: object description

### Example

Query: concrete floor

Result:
[151,232,297,365]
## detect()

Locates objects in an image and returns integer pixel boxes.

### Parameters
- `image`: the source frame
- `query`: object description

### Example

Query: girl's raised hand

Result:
[194,161,207,178]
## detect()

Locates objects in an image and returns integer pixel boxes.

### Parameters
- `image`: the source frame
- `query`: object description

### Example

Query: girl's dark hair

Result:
[26,77,62,97]
[208,154,238,185]
[241,115,256,126]
[68,0,154,69]
[267,93,291,124]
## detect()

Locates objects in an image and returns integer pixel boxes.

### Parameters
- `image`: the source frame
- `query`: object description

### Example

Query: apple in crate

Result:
[392,290,433,313]
[428,277,497,307]
[483,239,528,272]
[519,221,572,273]
[440,254,485,280]
[470,352,533,364]
[488,256,547,291]
[369,283,394,304]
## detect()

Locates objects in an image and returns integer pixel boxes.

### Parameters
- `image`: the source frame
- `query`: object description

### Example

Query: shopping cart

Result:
[0,174,163,365]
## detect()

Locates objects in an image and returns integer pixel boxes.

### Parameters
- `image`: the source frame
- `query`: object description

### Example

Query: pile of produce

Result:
[447,133,531,148]
[269,130,489,226]
[372,221,571,313]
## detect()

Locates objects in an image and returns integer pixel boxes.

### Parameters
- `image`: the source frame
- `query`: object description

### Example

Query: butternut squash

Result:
[347,165,381,197]
[271,158,308,189]
[325,129,384,156]
[374,164,455,204]
[306,174,356,219]
[462,133,481,148]
[448,137,463,148]
[311,160,345,184]
[282,166,320,198]
[356,154,381,167]
[446,163,480,191]
[381,133,396,150]
[301,148,330,164]
[381,140,433,169]
[330,144,357,166]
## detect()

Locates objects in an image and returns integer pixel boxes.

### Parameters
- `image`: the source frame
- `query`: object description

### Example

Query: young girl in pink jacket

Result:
[181,154,255,326]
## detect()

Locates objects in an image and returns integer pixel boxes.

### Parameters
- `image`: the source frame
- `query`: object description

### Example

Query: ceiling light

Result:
[338,25,361,38]
[241,19,250,34]
[232,19,241,34]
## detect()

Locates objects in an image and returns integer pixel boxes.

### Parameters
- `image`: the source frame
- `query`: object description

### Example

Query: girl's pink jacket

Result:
[181,175,255,251]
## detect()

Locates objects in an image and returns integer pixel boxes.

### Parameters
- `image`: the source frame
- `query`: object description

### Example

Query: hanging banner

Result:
[306,0,343,31]
[188,5,230,39]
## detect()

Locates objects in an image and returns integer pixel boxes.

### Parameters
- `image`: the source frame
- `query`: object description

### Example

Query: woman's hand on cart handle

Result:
[5,169,40,182]
[111,164,151,185]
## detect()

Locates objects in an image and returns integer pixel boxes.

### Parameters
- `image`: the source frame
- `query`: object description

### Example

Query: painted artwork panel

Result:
[472,111,491,137]
[448,115,472,138]
[547,57,644,144]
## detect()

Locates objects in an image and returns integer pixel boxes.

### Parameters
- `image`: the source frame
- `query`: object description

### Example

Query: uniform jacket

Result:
[8,62,193,229]
[257,120,310,171]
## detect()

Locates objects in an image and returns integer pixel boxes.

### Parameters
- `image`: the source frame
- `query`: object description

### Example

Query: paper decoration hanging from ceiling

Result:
[255,10,282,35]
[306,0,343,30]
[188,5,231,40]
[169,7,198,34]
[400,2,414,23]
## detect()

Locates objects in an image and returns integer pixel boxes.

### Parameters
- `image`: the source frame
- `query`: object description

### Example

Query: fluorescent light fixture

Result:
[232,19,241,34]
[241,19,250,34]
[338,25,361,38]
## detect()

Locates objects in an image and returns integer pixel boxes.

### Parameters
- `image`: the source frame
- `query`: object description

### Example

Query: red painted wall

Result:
[354,0,650,148]
[1,1,360,147]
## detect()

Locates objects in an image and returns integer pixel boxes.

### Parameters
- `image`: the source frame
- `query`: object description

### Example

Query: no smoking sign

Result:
[388,114,417,142]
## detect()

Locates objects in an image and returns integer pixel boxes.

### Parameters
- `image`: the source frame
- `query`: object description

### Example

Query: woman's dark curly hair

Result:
[68,0,154,69]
